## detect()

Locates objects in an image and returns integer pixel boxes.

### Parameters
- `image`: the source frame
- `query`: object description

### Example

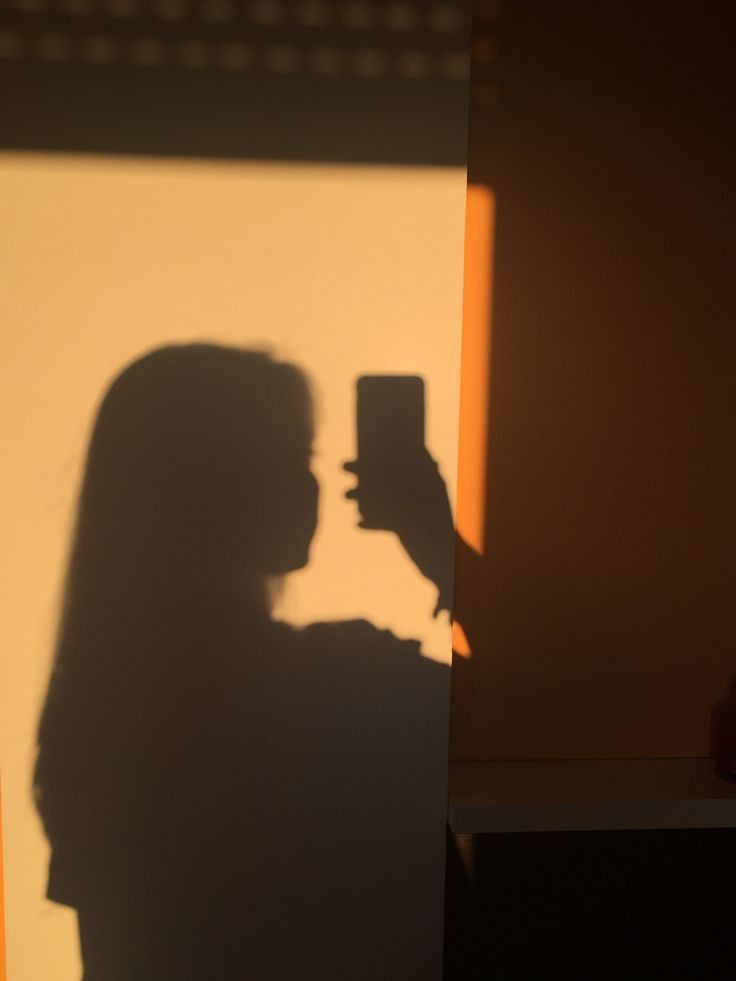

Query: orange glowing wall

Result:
[1,783,5,981]
[452,185,494,660]
[456,185,494,560]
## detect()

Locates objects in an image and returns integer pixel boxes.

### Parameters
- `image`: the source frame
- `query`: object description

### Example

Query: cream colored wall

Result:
[0,153,466,979]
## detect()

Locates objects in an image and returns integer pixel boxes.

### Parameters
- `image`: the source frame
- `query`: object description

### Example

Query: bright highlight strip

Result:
[0,777,6,981]
[453,183,495,658]
[456,183,494,555]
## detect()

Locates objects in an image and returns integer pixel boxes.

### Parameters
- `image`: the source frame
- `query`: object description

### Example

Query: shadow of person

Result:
[34,344,450,981]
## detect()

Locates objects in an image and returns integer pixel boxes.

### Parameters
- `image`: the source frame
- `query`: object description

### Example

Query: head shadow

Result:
[73,343,319,597]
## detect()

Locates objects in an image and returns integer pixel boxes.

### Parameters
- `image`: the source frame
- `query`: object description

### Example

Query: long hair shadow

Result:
[34,343,449,981]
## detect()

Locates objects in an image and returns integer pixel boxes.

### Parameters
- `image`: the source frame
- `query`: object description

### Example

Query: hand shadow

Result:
[344,374,456,618]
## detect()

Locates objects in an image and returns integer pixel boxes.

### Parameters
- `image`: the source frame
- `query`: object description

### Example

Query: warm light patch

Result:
[453,183,495,659]
[456,183,494,554]
[0,152,466,980]
[1,778,5,981]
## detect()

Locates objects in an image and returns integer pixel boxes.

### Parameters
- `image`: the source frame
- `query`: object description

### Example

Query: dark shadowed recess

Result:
[444,829,736,980]
[445,3,735,979]
[0,0,471,164]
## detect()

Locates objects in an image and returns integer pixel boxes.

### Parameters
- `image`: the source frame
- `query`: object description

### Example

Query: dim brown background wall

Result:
[450,0,736,761]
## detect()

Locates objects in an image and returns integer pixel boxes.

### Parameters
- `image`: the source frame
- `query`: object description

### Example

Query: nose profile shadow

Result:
[34,343,450,980]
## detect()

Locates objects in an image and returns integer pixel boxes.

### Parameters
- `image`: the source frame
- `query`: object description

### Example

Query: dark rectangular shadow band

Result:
[0,5,471,165]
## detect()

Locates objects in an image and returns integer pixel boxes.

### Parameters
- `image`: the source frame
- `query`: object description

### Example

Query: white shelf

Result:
[448,758,736,834]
